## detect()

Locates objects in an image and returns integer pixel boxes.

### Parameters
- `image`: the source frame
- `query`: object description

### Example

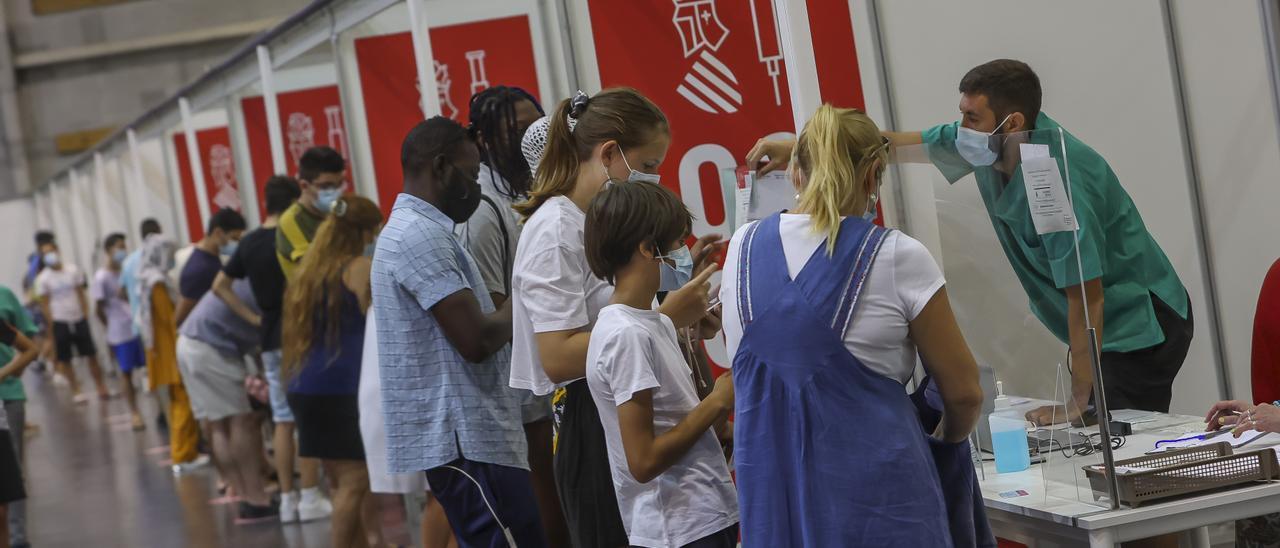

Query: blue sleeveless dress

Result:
[733,214,953,547]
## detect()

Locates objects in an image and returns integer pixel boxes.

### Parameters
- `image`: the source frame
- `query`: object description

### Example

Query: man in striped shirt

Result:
[276,146,346,281]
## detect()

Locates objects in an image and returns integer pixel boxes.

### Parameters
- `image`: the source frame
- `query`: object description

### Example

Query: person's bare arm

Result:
[535,330,593,383]
[883,131,924,147]
[618,372,734,483]
[909,287,984,443]
[39,297,52,339]
[212,272,261,327]
[1027,278,1104,426]
[489,293,506,309]
[94,298,108,327]
[173,297,197,328]
[77,286,92,323]
[0,329,40,381]
[343,257,373,313]
[432,290,513,364]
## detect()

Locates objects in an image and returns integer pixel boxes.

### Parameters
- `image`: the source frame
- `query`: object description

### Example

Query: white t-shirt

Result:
[720,214,945,383]
[35,264,87,323]
[586,304,739,548]
[90,268,135,346]
[460,167,522,297]
[510,195,614,396]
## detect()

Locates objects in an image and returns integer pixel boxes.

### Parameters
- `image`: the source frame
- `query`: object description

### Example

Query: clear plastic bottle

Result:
[989,381,1031,473]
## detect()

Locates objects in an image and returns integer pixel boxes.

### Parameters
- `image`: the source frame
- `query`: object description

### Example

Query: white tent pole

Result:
[406,0,442,118]
[772,0,823,133]
[257,45,289,175]
[179,97,213,230]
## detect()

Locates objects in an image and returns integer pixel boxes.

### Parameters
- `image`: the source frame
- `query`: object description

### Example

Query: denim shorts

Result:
[261,349,295,423]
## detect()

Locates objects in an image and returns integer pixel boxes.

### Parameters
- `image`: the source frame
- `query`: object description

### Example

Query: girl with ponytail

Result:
[507,88,714,547]
[720,105,985,545]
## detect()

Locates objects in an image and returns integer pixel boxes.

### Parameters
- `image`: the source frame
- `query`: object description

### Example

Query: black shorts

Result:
[52,320,96,362]
[0,431,25,505]
[287,392,365,461]
[1100,294,1194,413]
[553,379,628,548]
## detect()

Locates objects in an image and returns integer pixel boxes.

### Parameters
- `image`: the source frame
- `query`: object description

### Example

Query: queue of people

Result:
[6,56,1225,548]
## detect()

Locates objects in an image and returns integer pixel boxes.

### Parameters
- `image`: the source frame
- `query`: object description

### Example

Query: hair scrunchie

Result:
[569,90,590,119]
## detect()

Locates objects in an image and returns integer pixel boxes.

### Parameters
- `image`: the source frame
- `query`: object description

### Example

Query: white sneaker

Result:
[297,489,332,522]
[278,491,299,524]
[171,454,211,476]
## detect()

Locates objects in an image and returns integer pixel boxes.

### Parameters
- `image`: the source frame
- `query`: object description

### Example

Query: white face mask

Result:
[954,114,1012,167]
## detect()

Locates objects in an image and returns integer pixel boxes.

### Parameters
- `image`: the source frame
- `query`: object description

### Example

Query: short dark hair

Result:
[140,218,162,238]
[401,117,471,182]
[263,175,302,216]
[207,208,247,235]
[34,231,54,246]
[585,181,692,285]
[102,233,126,252]
[959,59,1042,128]
[298,146,346,182]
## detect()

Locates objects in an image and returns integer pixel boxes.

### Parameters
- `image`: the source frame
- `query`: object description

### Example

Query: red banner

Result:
[242,85,352,220]
[354,15,541,214]
[173,127,240,241]
[587,0,864,373]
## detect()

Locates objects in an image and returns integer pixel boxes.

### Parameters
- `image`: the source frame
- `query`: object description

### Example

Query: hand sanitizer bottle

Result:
[989,381,1031,473]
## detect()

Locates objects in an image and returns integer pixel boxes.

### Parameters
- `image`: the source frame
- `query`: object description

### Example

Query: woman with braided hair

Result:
[460,86,570,546]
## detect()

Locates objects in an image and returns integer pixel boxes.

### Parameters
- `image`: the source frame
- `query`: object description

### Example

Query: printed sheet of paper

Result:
[1021,156,1078,235]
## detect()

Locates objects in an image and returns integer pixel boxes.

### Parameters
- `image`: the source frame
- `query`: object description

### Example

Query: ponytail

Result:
[514,88,668,221]
[794,104,886,255]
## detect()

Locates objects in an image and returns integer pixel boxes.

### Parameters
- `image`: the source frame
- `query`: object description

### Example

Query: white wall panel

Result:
[1173,0,1280,402]
[0,198,35,294]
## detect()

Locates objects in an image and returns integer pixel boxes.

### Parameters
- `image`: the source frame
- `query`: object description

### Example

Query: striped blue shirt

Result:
[371,193,527,473]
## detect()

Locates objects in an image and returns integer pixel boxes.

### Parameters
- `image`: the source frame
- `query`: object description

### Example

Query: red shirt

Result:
[1251,259,1280,403]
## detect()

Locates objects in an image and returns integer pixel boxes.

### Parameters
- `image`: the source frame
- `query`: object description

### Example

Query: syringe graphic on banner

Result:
[286,112,315,166]
[749,0,783,106]
[433,61,460,119]
[323,106,347,159]
[466,50,490,94]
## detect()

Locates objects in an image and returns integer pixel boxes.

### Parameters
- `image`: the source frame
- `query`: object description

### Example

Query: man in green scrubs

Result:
[746,59,1193,425]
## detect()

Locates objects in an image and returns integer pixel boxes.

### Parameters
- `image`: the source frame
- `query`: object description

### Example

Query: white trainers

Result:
[297,488,332,522]
[278,491,300,524]
[171,454,211,476]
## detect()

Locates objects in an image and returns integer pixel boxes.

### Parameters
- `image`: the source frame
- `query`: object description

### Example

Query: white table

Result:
[978,406,1280,547]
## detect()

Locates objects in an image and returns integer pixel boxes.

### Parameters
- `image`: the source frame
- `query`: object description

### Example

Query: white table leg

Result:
[1089,528,1117,548]
[1182,526,1211,548]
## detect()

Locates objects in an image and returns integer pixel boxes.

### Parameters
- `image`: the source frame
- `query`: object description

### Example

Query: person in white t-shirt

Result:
[584,181,737,548]
[507,88,715,547]
[34,241,108,403]
[92,233,146,430]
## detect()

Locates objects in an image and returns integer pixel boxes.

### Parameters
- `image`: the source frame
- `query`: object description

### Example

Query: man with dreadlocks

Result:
[459,85,570,546]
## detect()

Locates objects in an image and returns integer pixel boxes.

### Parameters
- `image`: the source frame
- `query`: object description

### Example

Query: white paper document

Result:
[1019,143,1051,160]
[1021,156,1078,235]
[733,168,797,230]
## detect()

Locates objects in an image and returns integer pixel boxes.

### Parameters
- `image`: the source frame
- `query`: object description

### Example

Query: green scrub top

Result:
[922,112,1188,353]
[0,286,36,401]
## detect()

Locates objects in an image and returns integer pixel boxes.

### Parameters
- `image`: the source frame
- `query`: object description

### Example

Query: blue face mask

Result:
[315,188,343,213]
[620,149,661,185]
[656,245,694,292]
[220,240,238,257]
[954,114,1011,167]
[364,242,377,258]
[111,249,128,264]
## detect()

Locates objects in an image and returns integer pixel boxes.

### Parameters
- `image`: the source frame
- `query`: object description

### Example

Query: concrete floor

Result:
[17,365,409,548]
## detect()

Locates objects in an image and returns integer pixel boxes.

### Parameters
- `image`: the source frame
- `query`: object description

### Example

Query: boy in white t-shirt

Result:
[34,241,108,403]
[582,181,738,548]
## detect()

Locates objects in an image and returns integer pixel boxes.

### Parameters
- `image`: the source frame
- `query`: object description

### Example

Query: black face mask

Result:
[442,164,482,224]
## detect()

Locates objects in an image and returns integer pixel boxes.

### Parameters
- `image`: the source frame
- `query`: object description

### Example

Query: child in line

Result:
[583,181,738,548]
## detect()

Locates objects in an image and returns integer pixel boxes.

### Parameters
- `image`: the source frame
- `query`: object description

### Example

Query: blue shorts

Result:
[262,349,295,423]
[110,338,146,374]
